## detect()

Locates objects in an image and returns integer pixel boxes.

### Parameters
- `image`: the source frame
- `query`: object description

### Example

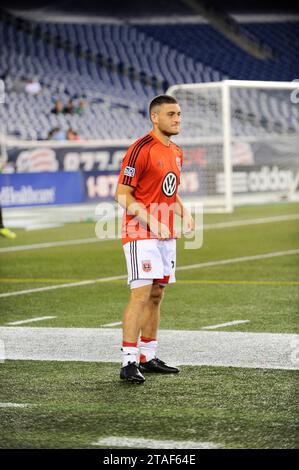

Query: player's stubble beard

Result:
[159,125,180,138]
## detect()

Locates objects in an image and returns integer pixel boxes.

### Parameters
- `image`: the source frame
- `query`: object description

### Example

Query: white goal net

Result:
[168,80,299,212]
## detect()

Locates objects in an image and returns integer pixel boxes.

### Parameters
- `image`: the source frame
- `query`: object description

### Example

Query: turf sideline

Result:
[0,327,298,370]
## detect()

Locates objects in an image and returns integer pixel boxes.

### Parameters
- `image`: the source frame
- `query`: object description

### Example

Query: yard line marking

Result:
[1,214,298,254]
[0,275,127,298]
[0,403,32,408]
[101,322,122,328]
[91,436,221,449]
[202,320,250,330]
[0,248,298,298]
[6,316,57,325]
[204,213,299,230]
[176,249,299,273]
[0,237,101,253]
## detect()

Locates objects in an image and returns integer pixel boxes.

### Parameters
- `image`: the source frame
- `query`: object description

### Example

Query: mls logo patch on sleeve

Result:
[124,166,135,177]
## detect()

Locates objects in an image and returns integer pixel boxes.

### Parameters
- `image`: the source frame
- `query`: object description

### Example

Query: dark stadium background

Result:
[1,0,298,15]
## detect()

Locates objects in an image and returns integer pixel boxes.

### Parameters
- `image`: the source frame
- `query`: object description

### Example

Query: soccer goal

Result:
[167,80,299,212]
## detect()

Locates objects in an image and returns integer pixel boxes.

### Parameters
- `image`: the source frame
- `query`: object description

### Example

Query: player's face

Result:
[152,103,181,136]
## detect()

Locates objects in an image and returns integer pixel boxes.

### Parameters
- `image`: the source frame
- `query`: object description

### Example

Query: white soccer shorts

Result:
[123,238,176,289]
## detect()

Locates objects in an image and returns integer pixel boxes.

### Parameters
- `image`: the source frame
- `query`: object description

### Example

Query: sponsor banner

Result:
[216,165,295,194]
[2,142,297,201]
[180,140,298,169]
[3,138,298,175]
[0,172,83,207]
[3,145,127,173]
[84,172,119,202]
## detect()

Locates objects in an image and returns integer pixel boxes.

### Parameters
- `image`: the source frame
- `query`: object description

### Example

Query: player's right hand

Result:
[148,216,171,239]
[157,222,171,239]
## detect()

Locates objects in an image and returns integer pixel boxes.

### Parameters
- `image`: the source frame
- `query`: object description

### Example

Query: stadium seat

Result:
[0,18,298,140]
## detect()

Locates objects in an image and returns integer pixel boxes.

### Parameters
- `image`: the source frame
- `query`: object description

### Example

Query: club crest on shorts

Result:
[142,260,152,272]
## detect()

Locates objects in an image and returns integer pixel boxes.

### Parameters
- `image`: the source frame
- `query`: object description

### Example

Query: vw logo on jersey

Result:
[162,172,177,197]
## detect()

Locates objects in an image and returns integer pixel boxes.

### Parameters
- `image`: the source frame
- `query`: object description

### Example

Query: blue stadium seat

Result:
[0,18,298,140]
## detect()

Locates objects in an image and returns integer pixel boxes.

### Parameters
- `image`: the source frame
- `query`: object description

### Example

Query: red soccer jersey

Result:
[118,131,183,245]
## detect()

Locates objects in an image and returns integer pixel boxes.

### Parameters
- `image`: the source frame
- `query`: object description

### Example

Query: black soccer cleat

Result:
[120,362,145,383]
[139,358,180,374]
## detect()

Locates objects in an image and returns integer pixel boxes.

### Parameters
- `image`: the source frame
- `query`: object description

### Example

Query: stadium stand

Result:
[0,11,298,140]
[137,23,299,81]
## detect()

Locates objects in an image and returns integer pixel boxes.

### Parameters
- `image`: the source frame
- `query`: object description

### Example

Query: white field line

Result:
[0,403,32,408]
[1,249,298,299]
[101,322,122,328]
[0,237,101,253]
[1,327,298,370]
[91,436,221,449]
[202,320,250,330]
[6,316,57,326]
[1,213,298,254]
[204,213,299,230]
[0,275,127,298]
[176,248,299,273]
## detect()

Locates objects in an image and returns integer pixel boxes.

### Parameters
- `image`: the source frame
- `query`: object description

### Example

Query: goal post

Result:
[167,80,299,212]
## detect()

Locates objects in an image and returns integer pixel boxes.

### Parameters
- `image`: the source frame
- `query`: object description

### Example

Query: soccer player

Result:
[115,95,194,383]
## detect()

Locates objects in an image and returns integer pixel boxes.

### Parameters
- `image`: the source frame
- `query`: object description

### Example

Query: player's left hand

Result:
[182,213,195,235]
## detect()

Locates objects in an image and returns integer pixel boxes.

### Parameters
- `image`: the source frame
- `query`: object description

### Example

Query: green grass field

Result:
[0,202,298,449]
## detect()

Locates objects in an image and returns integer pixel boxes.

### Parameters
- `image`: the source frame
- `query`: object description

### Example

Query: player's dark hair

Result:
[149,94,178,115]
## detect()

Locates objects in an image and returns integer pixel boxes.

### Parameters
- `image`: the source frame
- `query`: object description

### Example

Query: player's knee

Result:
[149,285,164,306]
